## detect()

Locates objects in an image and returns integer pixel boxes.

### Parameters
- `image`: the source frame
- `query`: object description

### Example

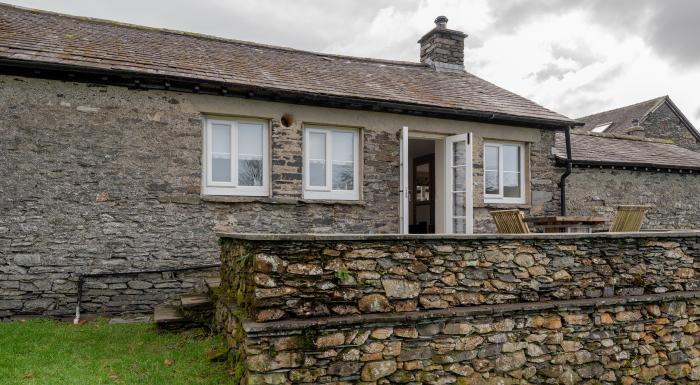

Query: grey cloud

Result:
[556,95,614,120]
[488,0,700,67]
[487,0,579,34]
[530,63,573,82]
[645,1,700,67]
[577,65,624,93]
[551,44,599,68]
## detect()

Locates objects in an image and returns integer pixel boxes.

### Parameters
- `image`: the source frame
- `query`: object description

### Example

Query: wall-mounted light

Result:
[281,113,294,127]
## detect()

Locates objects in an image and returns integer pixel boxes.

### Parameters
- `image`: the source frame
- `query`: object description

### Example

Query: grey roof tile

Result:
[577,97,666,134]
[555,132,700,170]
[0,3,574,126]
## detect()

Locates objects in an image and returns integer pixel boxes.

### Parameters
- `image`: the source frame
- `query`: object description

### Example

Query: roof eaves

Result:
[0,58,577,129]
[556,157,700,172]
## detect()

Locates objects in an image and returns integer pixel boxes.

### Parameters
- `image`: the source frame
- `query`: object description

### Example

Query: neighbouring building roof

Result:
[554,132,700,171]
[577,96,699,139]
[0,3,575,128]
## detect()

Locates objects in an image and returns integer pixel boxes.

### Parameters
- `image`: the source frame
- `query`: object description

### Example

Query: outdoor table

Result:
[525,216,607,233]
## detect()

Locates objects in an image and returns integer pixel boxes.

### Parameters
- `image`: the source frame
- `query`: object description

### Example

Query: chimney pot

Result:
[418,16,467,72]
[435,16,448,29]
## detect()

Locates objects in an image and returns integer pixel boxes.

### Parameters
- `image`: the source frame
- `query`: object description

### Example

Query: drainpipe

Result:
[558,125,573,216]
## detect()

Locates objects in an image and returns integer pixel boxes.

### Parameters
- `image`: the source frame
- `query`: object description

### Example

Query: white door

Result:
[445,133,473,234]
[399,126,409,234]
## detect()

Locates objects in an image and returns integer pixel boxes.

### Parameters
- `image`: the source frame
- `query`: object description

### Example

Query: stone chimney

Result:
[418,16,467,72]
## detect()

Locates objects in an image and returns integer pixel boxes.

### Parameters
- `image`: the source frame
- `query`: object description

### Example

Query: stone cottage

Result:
[0,5,578,316]
[556,96,700,229]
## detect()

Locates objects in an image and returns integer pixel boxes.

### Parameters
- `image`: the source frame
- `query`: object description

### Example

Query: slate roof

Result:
[555,132,700,170]
[577,97,665,134]
[0,3,574,127]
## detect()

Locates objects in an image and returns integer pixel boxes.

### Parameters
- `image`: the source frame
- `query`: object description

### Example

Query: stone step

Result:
[154,304,199,332]
[154,304,183,324]
[205,276,221,291]
[180,294,211,309]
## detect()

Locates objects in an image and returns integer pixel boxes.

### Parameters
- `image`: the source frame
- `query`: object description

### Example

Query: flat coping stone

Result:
[217,230,700,242]
[237,291,700,335]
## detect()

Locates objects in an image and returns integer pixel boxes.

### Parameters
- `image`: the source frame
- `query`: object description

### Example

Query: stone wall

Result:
[0,75,394,317]
[0,74,561,316]
[220,295,700,385]
[217,232,700,384]
[640,102,700,151]
[566,167,700,230]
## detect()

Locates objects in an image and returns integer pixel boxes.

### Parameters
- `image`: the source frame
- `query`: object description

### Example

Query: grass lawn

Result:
[0,319,231,385]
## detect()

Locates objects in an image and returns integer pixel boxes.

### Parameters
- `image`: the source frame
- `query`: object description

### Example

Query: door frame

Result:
[445,133,474,234]
[400,128,473,234]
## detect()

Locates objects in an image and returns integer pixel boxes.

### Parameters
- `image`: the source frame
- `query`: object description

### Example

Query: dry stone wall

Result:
[220,234,699,322]
[220,295,700,385]
[217,232,700,385]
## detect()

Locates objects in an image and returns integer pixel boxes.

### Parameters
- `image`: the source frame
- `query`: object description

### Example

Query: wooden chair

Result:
[491,209,530,234]
[608,205,648,232]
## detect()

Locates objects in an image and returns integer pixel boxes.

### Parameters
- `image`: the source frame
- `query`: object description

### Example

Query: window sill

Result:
[201,195,365,206]
[479,202,532,210]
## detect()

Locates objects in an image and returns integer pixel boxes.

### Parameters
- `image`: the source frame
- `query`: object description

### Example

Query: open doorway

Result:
[408,139,436,234]
[400,128,472,234]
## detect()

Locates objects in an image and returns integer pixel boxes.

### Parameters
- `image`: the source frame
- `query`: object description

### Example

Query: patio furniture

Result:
[525,216,607,233]
[491,209,530,234]
[609,205,649,232]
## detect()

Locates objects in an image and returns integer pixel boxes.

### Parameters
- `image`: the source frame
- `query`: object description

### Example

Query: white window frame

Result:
[303,125,360,200]
[483,141,526,204]
[202,117,270,197]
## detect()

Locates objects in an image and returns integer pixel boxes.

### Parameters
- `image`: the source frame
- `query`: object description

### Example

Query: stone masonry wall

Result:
[220,295,700,385]
[217,232,700,384]
[220,234,699,322]
[641,102,700,151]
[0,75,396,317]
[566,167,700,230]
[0,74,561,316]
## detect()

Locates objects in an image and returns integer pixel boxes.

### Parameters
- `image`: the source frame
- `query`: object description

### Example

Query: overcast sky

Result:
[6,0,700,128]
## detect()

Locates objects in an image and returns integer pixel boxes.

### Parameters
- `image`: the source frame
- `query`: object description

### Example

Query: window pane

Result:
[308,132,326,187]
[453,141,467,166]
[238,123,263,156]
[309,161,326,186]
[332,163,354,190]
[332,131,354,190]
[503,145,520,173]
[453,166,467,192]
[453,218,466,234]
[239,158,263,186]
[484,145,499,171]
[211,123,231,182]
[485,170,499,195]
[309,132,326,160]
[332,132,354,162]
[503,172,521,198]
[238,123,264,186]
[453,192,466,217]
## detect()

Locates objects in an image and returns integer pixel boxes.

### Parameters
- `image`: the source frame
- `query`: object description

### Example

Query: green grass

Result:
[0,319,231,385]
